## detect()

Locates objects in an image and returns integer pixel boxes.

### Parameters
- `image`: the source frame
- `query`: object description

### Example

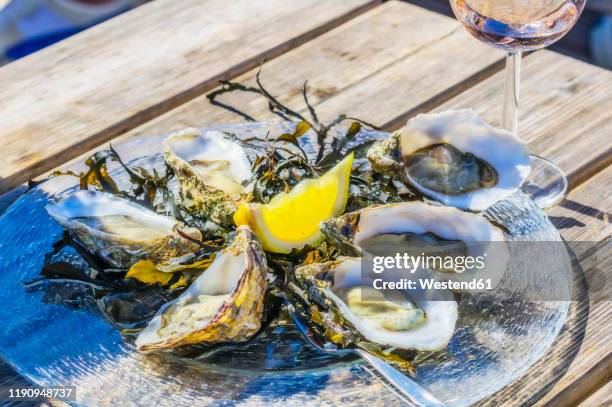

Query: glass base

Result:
[521,155,568,209]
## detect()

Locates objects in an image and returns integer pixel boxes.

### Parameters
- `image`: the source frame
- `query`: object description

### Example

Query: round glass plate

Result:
[0,122,572,406]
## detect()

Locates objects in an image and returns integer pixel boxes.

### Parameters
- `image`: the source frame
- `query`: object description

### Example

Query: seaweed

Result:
[51,145,180,218]
[207,66,378,166]
[206,66,401,206]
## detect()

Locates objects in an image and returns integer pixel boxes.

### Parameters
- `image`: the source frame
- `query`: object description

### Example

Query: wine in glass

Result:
[449,0,586,208]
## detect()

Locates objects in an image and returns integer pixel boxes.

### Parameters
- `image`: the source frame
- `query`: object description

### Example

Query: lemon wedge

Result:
[234,153,354,253]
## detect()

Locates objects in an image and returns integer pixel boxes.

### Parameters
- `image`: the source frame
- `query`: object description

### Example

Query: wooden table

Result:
[0,1,610,405]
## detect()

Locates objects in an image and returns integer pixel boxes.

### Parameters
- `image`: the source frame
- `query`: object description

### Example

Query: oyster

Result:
[321,202,508,283]
[164,128,253,226]
[135,226,267,351]
[46,190,202,268]
[368,110,531,211]
[293,257,457,351]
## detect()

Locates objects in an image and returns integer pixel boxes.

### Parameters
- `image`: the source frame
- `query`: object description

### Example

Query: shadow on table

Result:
[485,240,592,405]
[560,199,611,221]
[549,198,610,230]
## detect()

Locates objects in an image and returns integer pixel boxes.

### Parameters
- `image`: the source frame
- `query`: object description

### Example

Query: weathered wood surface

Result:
[40,10,612,193]
[477,167,611,407]
[533,167,611,407]
[31,0,502,182]
[0,0,379,194]
[73,1,503,150]
[0,0,609,405]
[551,169,612,245]
[579,380,612,406]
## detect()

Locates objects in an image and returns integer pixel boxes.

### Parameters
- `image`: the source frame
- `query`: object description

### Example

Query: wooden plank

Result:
[41,0,502,178]
[578,380,612,407]
[432,50,612,189]
[0,0,379,194]
[533,166,612,407]
[121,1,505,136]
[539,353,612,407]
[550,168,612,244]
[479,167,612,407]
[532,259,611,407]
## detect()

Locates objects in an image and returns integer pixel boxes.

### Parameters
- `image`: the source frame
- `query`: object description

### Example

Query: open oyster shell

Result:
[164,128,253,226]
[321,202,508,286]
[45,190,202,268]
[367,110,531,211]
[322,201,505,255]
[292,257,457,352]
[135,226,267,351]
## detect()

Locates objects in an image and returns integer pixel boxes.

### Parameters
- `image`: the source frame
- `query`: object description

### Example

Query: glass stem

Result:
[502,51,522,137]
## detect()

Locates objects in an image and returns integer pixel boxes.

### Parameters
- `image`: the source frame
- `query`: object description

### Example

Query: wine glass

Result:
[449,0,586,208]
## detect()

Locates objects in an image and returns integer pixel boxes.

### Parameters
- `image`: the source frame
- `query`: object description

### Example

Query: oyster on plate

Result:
[367,110,531,211]
[135,226,268,351]
[321,202,508,283]
[45,190,202,268]
[292,257,457,352]
[164,128,253,226]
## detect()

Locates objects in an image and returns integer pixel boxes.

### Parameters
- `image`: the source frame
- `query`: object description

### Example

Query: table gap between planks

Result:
[0,0,610,405]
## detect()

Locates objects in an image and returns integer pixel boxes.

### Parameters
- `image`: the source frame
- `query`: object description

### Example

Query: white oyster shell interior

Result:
[328,258,457,351]
[164,128,252,197]
[401,110,531,211]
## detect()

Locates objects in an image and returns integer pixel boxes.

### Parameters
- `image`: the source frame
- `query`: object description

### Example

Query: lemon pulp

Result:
[234,153,353,253]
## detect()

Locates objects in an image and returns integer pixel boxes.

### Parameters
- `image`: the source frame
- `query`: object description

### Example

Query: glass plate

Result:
[0,122,572,406]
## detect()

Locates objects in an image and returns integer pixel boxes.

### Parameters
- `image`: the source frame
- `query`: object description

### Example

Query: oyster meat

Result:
[164,128,253,226]
[293,257,457,351]
[367,110,531,211]
[46,190,202,268]
[136,226,268,351]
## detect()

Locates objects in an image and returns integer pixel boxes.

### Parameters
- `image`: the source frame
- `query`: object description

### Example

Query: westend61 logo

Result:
[372,253,487,274]
[368,252,494,292]
[361,242,507,295]
[360,240,600,301]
